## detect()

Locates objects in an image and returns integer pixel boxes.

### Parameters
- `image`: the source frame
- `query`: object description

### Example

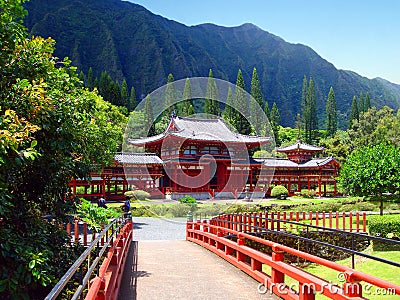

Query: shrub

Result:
[124,191,135,199]
[300,189,316,198]
[179,195,197,204]
[132,190,151,200]
[368,215,400,238]
[271,185,289,199]
[339,202,377,212]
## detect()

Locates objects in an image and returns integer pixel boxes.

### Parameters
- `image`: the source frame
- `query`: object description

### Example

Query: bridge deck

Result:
[119,240,278,300]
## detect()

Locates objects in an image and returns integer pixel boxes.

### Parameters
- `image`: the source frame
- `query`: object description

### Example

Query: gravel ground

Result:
[132,217,188,240]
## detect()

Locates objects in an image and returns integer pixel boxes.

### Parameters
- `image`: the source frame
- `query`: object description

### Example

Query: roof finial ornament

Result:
[171,109,177,119]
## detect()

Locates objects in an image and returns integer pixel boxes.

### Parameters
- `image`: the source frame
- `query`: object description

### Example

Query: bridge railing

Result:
[45,216,132,300]
[186,219,400,299]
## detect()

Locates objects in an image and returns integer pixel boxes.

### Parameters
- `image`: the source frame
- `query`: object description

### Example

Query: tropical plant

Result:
[271,185,289,199]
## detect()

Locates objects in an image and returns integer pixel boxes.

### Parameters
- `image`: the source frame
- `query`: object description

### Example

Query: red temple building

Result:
[69,116,340,200]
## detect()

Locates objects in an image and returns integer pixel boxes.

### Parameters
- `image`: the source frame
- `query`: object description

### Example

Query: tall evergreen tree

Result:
[86,67,95,91]
[164,73,176,118]
[250,67,264,134]
[348,96,359,128]
[263,100,270,118]
[222,87,234,123]
[270,102,281,146]
[359,92,365,113]
[365,92,371,111]
[143,94,155,136]
[120,79,129,108]
[308,77,318,141]
[181,78,193,116]
[301,76,318,143]
[128,86,137,112]
[233,69,251,134]
[325,87,337,137]
[205,69,220,117]
[79,71,85,84]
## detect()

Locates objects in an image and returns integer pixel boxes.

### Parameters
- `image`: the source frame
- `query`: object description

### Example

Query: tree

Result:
[86,67,95,91]
[250,67,264,135]
[325,87,337,137]
[164,73,176,118]
[205,69,220,117]
[339,143,400,214]
[270,102,281,146]
[222,87,234,123]
[181,78,193,117]
[359,92,365,113]
[232,69,251,135]
[128,86,137,112]
[348,96,359,128]
[143,94,155,136]
[365,92,372,111]
[301,76,318,143]
[120,79,129,108]
[0,3,127,297]
[264,100,270,120]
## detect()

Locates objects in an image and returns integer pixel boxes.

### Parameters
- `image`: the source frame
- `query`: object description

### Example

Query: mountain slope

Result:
[24,0,400,127]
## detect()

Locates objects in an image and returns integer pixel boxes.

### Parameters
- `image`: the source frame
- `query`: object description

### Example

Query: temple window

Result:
[200,146,219,155]
[183,145,197,155]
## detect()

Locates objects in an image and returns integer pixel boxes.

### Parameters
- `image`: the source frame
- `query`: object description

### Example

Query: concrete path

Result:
[118,240,278,300]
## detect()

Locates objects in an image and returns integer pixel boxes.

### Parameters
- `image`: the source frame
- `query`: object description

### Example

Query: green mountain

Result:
[24,0,400,127]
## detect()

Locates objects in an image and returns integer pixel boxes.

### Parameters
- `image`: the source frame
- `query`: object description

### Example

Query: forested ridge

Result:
[24,0,400,128]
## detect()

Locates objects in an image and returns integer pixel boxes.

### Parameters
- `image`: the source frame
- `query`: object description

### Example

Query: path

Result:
[118,217,278,299]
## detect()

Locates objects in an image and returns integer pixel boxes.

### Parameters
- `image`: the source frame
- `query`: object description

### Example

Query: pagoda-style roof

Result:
[276,141,324,153]
[256,156,339,168]
[114,153,164,165]
[129,116,271,146]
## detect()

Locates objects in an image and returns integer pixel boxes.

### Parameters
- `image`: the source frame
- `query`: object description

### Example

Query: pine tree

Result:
[120,79,129,108]
[365,92,371,111]
[359,92,365,113]
[264,101,270,119]
[86,67,95,91]
[308,77,318,141]
[128,86,137,112]
[250,67,264,135]
[164,73,176,118]
[143,94,155,136]
[348,96,359,129]
[222,87,234,123]
[205,69,220,117]
[270,102,281,146]
[301,76,318,143]
[325,87,337,137]
[181,78,193,116]
[233,69,251,135]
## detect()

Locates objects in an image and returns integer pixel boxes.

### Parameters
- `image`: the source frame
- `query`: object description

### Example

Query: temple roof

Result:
[276,141,324,152]
[114,153,164,165]
[129,116,271,146]
[255,156,338,168]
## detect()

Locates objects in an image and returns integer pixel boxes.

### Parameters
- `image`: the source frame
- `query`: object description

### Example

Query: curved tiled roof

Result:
[130,116,271,145]
[256,156,337,168]
[277,141,324,152]
[114,153,164,165]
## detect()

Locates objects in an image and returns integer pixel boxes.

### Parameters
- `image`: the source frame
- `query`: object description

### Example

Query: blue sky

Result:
[127,0,400,84]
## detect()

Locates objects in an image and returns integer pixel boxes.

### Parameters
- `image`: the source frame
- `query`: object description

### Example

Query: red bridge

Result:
[47,213,400,300]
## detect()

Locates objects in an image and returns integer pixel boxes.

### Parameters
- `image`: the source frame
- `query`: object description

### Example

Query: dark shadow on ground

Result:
[132,222,148,230]
[118,241,151,300]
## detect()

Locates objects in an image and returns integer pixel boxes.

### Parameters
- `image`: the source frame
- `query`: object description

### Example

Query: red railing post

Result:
[299,283,316,300]
[349,212,353,232]
[356,212,360,232]
[342,212,346,231]
[270,212,274,230]
[237,234,246,262]
[74,221,79,243]
[315,211,319,227]
[276,212,281,231]
[83,222,88,246]
[363,212,367,232]
[336,211,339,230]
[271,244,284,284]
[329,212,332,229]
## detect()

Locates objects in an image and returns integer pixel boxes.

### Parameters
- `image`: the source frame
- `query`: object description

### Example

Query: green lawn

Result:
[263,248,400,299]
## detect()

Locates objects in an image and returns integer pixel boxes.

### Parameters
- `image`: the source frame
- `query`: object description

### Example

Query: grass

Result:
[262,248,400,299]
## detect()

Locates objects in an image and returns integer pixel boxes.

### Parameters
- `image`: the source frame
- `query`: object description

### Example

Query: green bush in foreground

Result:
[132,190,151,200]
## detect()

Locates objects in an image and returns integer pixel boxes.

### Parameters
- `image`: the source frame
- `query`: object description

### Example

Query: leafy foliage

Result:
[132,190,151,200]
[368,215,400,238]
[271,185,289,199]
[76,199,119,231]
[339,143,400,196]
[0,1,126,297]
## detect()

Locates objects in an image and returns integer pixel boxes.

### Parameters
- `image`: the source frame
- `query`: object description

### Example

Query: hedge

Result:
[368,214,400,238]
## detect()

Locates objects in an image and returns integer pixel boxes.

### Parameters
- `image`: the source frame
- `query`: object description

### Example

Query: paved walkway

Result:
[119,217,278,300]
